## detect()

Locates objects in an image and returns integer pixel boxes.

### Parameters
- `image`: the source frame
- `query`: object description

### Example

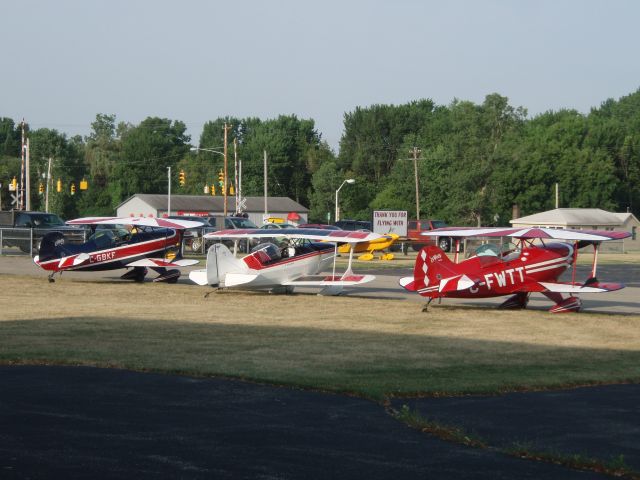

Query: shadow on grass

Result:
[2,316,640,400]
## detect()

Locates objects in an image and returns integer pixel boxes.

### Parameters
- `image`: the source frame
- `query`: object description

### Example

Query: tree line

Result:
[1,88,639,224]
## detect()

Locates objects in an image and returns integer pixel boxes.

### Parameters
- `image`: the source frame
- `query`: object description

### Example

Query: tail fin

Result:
[205,243,243,286]
[412,246,459,291]
[37,232,70,262]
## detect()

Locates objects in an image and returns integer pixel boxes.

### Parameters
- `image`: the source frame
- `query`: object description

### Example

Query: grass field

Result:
[2,274,639,401]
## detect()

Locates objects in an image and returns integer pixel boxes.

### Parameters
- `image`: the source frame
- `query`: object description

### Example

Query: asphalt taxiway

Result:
[1,366,631,479]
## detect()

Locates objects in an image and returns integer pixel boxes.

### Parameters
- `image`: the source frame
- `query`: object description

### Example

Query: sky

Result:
[2,0,639,152]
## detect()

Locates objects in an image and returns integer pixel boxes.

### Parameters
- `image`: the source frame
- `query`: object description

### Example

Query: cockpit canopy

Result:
[250,242,282,263]
[473,241,521,262]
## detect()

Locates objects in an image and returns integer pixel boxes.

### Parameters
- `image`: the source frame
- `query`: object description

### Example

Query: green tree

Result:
[76,114,120,215]
[111,117,190,206]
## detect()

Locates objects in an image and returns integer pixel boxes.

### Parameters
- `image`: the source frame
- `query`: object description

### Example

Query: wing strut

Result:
[591,242,600,279]
[331,243,338,279]
[343,243,355,278]
[571,240,579,286]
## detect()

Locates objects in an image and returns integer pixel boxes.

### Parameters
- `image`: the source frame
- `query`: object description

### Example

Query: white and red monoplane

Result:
[34,216,202,283]
[189,228,382,295]
[400,226,631,313]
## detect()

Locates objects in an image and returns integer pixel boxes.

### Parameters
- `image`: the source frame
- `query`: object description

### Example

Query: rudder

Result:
[37,232,69,262]
[412,246,459,291]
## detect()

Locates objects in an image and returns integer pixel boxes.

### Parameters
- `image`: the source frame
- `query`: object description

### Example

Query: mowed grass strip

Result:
[1,275,639,400]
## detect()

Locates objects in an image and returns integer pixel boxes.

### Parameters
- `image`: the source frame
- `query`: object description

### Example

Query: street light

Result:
[190,146,224,156]
[335,178,355,223]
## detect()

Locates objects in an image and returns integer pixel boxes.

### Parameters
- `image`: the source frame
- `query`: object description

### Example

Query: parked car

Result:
[334,219,372,231]
[170,215,259,253]
[260,223,296,230]
[298,223,341,230]
[0,210,85,253]
[166,216,211,251]
[406,219,454,252]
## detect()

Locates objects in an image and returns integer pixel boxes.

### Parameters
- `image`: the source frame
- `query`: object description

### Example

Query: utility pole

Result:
[238,141,243,213]
[45,157,52,213]
[223,123,230,217]
[20,119,25,210]
[233,137,238,213]
[25,138,31,211]
[167,166,172,216]
[411,147,422,220]
[263,149,268,215]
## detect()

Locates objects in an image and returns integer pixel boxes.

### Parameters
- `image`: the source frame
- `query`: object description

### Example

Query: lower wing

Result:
[127,258,199,268]
[534,281,625,293]
[283,274,375,287]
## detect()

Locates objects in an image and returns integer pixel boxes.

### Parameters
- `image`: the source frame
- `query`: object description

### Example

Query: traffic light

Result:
[80,178,88,190]
[210,184,216,196]
[179,170,186,186]
[218,170,224,187]
[56,178,62,193]
[39,182,44,194]
[229,184,235,196]
[70,183,76,195]
[10,177,17,191]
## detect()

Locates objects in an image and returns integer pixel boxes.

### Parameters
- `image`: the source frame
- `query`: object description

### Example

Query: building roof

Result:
[118,194,309,213]
[510,208,623,226]
[612,212,640,224]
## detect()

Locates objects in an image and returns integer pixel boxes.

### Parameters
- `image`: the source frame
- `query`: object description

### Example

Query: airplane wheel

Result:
[358,253,374,261]
[438,237,451,252]
[381,253,394,261]
[133,267,148,282]
[191,238,202,252]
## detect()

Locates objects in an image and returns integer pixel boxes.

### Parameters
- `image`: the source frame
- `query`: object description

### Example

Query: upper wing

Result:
[420,226,630,242]
[67,217,204,230]
[203,228,384,243]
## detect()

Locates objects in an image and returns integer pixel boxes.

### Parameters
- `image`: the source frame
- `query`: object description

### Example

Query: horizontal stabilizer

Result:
[283,274,375,287]
[438,274,477,293]
[538,281,625,293]
[224,273,259,287]
[127,258,199,268]
[188,269,208,286]
[58,253,91,269]
[398,276,416,291]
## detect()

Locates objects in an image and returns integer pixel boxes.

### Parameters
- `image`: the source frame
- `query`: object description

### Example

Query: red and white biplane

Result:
[34,217,201,283]
[400,226,631,313]
[189,228,381,295]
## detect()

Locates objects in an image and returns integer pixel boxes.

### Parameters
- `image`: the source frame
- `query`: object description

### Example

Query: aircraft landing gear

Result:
[48,273,56,283]
[422,297,434,312]
[121,267,148,282]
[499,292,530,309]
[151,268,181,284]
